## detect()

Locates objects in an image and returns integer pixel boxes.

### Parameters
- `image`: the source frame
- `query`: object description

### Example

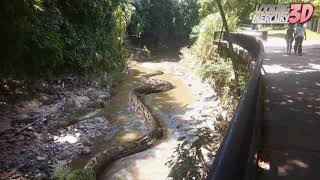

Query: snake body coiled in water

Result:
[84,71,174,175]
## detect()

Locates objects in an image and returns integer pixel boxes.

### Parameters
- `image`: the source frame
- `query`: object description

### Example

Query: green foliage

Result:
[56,0,131,72]
[175,4,251,177]
[128,0,200,48]
[53,165,95,180]
[198,0,251,22]
[0,0,38,75]
[200,58,233,95]
[190,13,238,61]
[0,0,201,77]
[199,0,217,17]
[180,0,249,110]
[313,0,320,16]
[0,0,132,77]
[167,127,217,180]
[174,0,200,42]
[191,13,221,60]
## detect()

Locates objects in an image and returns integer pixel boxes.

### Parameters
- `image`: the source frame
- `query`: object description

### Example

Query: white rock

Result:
[36,156,46,161]
[73,96,90,108]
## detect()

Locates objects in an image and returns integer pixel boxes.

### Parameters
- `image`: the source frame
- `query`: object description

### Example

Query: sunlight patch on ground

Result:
[263,38,286,47]
[308,63,320,70]
[263,64,293,73]
[54,133,81,144]
[263,63,320,74]
[115,130,142,143]
[104,136,178,180]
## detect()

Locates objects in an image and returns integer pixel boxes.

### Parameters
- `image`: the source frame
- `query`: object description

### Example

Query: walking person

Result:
[294,23,307,56]
[285,24,295,55]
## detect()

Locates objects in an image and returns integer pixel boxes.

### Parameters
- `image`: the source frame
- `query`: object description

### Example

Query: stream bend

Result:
[84,71,174,175]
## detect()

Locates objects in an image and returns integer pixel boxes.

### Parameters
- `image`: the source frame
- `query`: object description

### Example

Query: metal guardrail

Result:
[208,32,264,180]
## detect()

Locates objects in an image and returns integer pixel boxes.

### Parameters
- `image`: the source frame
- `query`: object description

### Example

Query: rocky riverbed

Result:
[0,56,231,180]
[101,57,228,180]
[0,74,114,179]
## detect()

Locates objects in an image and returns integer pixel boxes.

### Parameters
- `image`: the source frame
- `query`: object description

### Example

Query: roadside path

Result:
[258,38,320,180]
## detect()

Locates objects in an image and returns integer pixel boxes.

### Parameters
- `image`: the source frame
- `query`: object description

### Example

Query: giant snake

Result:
[84,71,174,176]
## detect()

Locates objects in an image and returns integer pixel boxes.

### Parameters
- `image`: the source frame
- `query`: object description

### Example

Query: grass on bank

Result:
[53,165,95,180]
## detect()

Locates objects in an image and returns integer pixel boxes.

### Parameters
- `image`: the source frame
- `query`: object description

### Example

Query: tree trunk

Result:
[217,24,224,54]
[215,0,241,95]
[317,18,320,33]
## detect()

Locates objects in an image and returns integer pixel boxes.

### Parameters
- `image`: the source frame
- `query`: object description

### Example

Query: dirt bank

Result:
[0,74,114,179]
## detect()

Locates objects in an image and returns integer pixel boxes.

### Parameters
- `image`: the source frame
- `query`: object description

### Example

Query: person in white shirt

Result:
[294,23,307,56]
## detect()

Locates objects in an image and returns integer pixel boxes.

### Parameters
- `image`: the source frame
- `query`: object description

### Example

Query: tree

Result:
[314,0,320,16]
[128,0,200,49]
[215,0,240,95]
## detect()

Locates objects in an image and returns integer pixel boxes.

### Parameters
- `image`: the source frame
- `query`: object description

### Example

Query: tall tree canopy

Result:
[0,0,201,77]
[128,0,199,48]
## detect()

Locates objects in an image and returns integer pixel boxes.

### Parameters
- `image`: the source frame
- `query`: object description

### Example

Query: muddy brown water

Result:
[70,60,194,178]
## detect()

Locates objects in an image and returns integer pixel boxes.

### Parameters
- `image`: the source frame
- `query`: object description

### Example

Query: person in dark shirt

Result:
[285,24,295,55]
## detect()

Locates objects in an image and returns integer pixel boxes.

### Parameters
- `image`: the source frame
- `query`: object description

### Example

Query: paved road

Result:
[258,38,320,180]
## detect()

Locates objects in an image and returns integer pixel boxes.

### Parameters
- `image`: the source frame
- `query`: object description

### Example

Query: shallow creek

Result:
[70,57,196,179]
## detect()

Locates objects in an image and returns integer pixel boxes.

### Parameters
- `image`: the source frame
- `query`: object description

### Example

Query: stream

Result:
[71,56,225,179]
[0,53,225,179]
